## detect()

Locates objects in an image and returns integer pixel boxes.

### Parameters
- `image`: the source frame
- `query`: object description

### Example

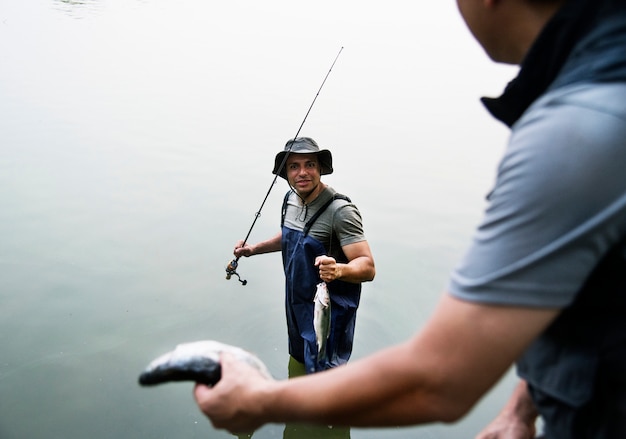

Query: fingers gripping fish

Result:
[313,282,331,363]
[138,340,272,387]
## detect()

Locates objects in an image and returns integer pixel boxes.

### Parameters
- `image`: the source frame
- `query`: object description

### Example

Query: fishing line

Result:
[226,46,344,286]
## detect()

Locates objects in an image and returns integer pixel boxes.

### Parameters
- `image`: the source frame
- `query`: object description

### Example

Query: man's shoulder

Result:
[514,82,626,156]
[321,186,350,202]
[533,82,626,120]
[325,190,356,216]
[312,187,351,209]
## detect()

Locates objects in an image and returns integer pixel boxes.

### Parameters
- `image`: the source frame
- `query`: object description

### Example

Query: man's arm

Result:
[233,232,282,258]
[315,240,375,283]
[194,293,559,433]
[474,379,538,439]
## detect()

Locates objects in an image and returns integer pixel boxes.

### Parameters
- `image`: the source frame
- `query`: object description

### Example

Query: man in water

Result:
[198,1,626,437]
[233,137,375,374]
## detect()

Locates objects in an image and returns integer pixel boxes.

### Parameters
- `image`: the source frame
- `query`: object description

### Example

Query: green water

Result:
[0,1,519,438]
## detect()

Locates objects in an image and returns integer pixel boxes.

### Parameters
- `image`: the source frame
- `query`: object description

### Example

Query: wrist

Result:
[502,383,538,426]
[335,264,344,280]
[260,379,292,424]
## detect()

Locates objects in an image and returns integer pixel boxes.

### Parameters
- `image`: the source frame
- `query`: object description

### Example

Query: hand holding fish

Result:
[194,352,275,434]
[138,340,272,387]
[139,341,275,434]
[315,255,341,282]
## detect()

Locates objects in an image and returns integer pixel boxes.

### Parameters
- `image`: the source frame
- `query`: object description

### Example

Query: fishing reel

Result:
[225,259,247,286]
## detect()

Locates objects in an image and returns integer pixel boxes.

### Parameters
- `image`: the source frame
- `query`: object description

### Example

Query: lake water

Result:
[0,1,521,438]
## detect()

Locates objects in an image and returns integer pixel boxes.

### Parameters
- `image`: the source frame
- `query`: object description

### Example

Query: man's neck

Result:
[297,183,326,205]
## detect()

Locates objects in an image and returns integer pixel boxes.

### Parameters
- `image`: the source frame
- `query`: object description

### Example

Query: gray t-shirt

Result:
[282,186,366,262]
[449,83,626,307]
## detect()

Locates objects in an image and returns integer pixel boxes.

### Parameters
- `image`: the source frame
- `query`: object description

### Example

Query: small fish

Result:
[313,282,331,362]
[138,340,272,387]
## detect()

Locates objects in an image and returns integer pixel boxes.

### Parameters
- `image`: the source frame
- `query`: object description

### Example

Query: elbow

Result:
[410,372,481,424]
[428,389,482,424]
[419,397,473,425]
[438,403,473,424]
[363,267,375,282]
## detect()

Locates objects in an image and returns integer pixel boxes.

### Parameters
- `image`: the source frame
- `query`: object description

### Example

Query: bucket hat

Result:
[272,137,333,180]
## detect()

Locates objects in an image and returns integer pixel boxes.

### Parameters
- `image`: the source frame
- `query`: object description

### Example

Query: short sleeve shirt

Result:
[449,83,626,307]
[282,186,366,262]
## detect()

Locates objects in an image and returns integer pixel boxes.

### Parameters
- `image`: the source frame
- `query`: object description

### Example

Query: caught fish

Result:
[313,282,331,362]
[138,340,272,387]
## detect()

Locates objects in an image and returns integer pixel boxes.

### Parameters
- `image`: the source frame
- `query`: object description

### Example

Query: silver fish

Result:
[138,340,272,386]
[313,282,331,362]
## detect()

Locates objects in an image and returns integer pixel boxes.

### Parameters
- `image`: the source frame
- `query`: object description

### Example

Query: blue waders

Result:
[281,194,361,374]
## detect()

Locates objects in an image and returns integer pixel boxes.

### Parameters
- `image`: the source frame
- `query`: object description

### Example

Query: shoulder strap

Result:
[281,191,352,233]
[280,190,293,227]
[303,193,351,236]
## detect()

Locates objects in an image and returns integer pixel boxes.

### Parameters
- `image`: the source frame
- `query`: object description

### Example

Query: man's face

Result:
[456,0,502,62]
[285,153,321,197]
[457,0,488,48]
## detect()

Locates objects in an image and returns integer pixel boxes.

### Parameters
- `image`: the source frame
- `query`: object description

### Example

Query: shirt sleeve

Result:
[449,85,626,308]
[334,203,366,247]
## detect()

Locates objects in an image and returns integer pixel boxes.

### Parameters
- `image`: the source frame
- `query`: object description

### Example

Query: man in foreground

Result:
[196,1,626,437]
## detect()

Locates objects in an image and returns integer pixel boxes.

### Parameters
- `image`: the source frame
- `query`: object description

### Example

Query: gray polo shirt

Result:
[449,82,626,307]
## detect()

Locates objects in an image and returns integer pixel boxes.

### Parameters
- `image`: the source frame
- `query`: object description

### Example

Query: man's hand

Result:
[233,240,253,258]
[475,380,538,439]
[475,416,536,439]
[194,353,275,435]
[315,255,341,282]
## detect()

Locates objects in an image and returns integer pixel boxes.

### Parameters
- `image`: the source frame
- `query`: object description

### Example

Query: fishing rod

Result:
[226,46,344,286]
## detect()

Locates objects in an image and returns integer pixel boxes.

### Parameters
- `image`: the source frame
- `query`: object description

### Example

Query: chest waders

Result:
[281,192,361,374]
[517,237,626,438]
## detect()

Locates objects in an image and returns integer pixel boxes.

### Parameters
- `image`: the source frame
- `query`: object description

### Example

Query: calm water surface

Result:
[0,1,519,438]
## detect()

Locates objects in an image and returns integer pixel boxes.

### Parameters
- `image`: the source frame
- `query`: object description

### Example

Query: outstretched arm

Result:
[194,293,558,433]
[233,232,282,258]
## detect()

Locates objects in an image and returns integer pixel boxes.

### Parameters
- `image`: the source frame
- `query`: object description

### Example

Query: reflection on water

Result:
[53,0,102,18]
[283,424,350,439]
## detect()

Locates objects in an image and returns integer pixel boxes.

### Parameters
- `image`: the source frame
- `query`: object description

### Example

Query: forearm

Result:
[263,341,453,427]
[331,241,375,283]
[245,233,282,256]
[334,255,375,283]
[196,294,558,433]
[261,295,554,427]
[197,348,430,434]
